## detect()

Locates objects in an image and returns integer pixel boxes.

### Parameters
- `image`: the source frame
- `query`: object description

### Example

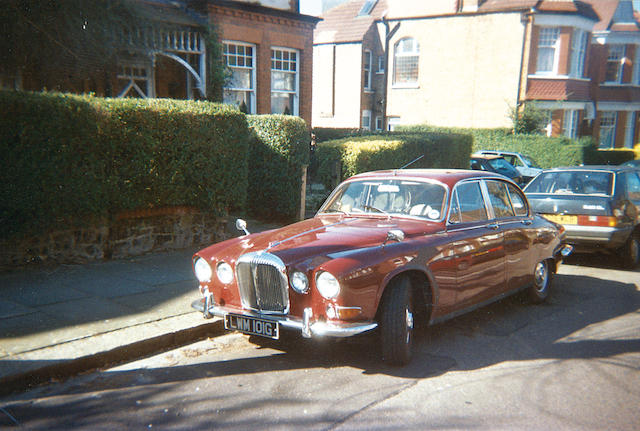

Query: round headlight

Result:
[291,271,309,293]
[316,271,340,299]
[216,261,234,284]
[194,257,212,282]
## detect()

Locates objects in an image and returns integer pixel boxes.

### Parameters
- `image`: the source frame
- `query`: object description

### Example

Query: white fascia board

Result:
[596,101,640,111]
[534,14,595,31]
[533,100,590,110]
[592,32,640,45]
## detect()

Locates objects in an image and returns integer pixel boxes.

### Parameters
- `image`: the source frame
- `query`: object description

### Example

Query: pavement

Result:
[0,218,281,398]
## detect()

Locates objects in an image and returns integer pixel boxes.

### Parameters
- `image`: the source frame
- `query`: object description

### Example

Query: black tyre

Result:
[621,235,640,269]
[380,277,414,366]
[528,259,552,304]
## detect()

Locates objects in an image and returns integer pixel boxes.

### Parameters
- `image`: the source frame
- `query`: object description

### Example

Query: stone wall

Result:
[0,207,226,269]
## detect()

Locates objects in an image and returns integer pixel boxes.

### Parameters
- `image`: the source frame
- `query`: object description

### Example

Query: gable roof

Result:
[479,0,599,21]
[314,0,387,44]
[584,0,640,32]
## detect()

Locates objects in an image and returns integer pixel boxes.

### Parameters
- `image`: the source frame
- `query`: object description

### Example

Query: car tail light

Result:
[576,215,619,227]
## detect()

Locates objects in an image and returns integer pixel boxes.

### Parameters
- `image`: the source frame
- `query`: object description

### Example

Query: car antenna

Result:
[400,154,424,169]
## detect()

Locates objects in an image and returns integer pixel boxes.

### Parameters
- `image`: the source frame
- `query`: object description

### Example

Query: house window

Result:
[563,110,580,139]
[599,112,617,148]
[377,56,385,74]
[393,38,419,85]
[223,42,256,113]
[358,0,377,16]
[375,116,383,131]
[364,50,372,90]
[605,45,626,83]
[536,27,560,74]
[271,48,299,115]
[362,110,371,130]
[634,46,640,85]
[570,29,588,78]
[625,112,636,148]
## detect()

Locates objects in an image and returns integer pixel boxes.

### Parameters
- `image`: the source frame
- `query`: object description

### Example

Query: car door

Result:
[446,180,505,309]
[484,179,534,293]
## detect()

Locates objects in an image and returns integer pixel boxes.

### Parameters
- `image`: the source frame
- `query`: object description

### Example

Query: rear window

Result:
[525,171,613,196]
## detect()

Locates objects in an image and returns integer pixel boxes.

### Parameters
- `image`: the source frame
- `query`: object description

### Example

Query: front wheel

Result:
[380,277,414,366]
[528,259,552,304]
[621,235,640,269]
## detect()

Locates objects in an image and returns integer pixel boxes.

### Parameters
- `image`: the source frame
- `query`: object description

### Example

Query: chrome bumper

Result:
[191,298,377,338]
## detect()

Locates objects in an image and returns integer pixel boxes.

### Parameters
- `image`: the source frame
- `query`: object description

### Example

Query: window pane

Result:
[507,184,528,216]
[223,89,252,112]
[228,68,252,89]
[271,92,294,114]
[536,27,559,73]
[486,181,515,219]
[394,38,419,84]
[272,71,295,91]
[599,112,617,148]
[456,182,488,223]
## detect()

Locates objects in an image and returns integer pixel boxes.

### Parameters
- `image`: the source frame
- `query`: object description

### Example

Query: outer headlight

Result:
[194,257,212,282]
[291,271,309,293]
[316,271,340,299]
[216,261,234,284]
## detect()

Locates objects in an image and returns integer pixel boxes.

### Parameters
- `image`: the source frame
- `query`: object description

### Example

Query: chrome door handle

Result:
[487,223,500,230]
[522,219,533,226]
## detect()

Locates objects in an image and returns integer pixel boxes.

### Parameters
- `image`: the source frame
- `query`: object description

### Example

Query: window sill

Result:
[391,84,420,89]
[528,74,590,82]
[364,89,375,94]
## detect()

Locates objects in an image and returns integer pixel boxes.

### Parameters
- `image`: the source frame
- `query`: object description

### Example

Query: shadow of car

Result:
[191,169,570,366]
[524,165,640,269]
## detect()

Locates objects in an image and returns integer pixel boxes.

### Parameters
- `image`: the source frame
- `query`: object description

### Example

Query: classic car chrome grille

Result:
[236,252,289,314]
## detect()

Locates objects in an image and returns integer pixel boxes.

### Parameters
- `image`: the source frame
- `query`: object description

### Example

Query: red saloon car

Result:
[192,169,571,365]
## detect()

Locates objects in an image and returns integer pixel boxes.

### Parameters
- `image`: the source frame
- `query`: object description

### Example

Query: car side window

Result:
[449,181,488,223]
[506,183,528,216]
[485,180,515,218]
[625,172,640,201]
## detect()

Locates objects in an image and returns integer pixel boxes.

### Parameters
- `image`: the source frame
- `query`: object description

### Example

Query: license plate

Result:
[224,314,280,339]
[544,214,578,225]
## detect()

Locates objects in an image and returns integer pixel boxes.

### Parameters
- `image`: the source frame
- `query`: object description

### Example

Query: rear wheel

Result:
[621,235,640,269]
[528,259,552,304]
[380,277,414,366]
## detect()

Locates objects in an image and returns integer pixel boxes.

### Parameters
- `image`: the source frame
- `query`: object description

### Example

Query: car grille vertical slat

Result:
[236,252,289,314]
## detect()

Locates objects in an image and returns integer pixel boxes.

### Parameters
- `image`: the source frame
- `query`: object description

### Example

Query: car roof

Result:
[477,150,519,156]
[347,169,508,187]
[471,154,504,160]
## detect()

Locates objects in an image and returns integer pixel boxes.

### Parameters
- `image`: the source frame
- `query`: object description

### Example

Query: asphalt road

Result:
[2,256,639,430]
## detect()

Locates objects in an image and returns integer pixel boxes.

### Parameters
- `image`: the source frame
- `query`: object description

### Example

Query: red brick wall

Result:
[208,4,316,126]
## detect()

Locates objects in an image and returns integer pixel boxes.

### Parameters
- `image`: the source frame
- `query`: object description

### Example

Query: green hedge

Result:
[396,124,636,167]
[0,91,249,239]
[315,132,472,189]
[247,115,310,221]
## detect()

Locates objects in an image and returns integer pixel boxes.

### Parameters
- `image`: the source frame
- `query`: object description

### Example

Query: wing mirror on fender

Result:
[236,219,250,236]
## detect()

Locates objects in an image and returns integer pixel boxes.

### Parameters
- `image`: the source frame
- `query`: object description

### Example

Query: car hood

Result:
[197,215,443,266]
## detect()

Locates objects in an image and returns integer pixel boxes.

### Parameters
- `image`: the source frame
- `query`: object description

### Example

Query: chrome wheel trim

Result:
[534,261,548,293]
[405,307,414,345]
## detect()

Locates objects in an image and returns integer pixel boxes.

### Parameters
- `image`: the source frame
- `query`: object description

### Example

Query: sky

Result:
[300,0,349,16]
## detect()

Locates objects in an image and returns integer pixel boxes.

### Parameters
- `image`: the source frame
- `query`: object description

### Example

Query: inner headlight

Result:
[216,261,234,284]
[194,257,212,282]
[291,271,309,293]
[316,271,340,299]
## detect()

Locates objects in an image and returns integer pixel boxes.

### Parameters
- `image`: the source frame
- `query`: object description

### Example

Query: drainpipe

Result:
[516,8,535,109]
[382,16,400,131]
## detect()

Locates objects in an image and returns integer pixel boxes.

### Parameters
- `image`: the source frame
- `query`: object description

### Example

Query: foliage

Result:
[247,115,311,221]
[203,22,226,102]
[509,103,547,135]
[312,127,371,142]
[0,91,249,239]
[315,132,472,190]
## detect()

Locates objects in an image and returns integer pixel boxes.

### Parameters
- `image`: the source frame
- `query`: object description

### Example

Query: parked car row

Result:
[190,147,639,366]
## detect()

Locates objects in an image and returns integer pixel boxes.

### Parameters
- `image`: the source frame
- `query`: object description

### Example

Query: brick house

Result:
[313,0,640,148]
[2,0,319,124]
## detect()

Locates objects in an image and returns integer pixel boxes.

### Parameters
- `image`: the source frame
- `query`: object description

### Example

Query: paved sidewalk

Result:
[0,219,282,398]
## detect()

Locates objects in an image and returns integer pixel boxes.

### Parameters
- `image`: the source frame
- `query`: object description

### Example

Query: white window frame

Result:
[563,110,580,139]
[375,115,383,131]
[362,110,372,130]
[599,111,618,148]
[223,41,256,114]
[363,50,372,91]
[393,37,419,86]
[625,112,636,148]
[570,29,588,78]
[271,47,299,116]
[377,55,385,74]
[536,27,560,75]
[605,45,626,84]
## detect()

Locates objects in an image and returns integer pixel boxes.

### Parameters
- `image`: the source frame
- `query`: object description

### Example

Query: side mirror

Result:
[383,229,405,246]
[236,219,250,236]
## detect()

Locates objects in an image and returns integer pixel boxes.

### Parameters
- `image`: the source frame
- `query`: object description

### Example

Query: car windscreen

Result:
[524,171,614,196]
[521,155,540,168]
[320,179,447,220]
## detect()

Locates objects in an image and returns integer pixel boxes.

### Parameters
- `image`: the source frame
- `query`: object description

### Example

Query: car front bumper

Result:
[191,298,378,338]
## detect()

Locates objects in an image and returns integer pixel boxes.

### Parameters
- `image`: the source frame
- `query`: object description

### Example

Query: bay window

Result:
[536,27,560,74]
[605,45,626,83]
[570,29,588,78]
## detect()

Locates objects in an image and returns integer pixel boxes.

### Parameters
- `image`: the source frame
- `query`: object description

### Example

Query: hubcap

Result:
[534,261,548,292]
[405,308,414,344]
